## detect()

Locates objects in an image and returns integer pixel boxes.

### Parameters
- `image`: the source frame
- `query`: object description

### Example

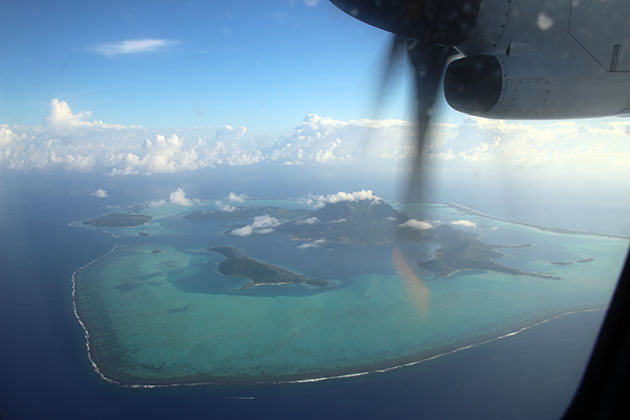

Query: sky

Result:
[1,0,630,234]
[0,0,411,130]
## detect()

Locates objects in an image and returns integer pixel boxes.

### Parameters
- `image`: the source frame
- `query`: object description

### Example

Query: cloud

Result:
[329,218,346,223]
[302,189,382,207]
[45,99,93,128]
[91,39,180,56]
[226,192,248,202]
[298,239,326,249]
[215,200,237,212]
[270,114,417,165]
[44,99,132,130]
[230,215,281,236]
[169,188,197,206]
[0,102,417,175]
[426,116,630,169]
[4,100,630,176]
[296,217,319,225]
[110,134,203,175]
[399,219,433,231]
[303,0,320,6]
[90,188,109,198]
[451,220,477,228]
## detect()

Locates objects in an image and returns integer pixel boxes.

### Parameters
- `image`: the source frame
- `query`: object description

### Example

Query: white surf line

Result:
[93,307,605,389]
[441,201,629,240]
[284,307,606,384]
[71,244,124,387]
[100,229,120,239]
[66,221,120,239]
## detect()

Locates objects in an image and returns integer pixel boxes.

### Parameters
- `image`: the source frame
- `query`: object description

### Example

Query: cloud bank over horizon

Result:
[2,99,630,179]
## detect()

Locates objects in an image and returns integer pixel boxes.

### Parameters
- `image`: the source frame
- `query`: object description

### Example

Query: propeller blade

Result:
[405,39,453,201]
[375,34,406,113]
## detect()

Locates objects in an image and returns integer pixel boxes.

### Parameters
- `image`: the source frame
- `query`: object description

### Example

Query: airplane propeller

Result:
[330,0,479,199]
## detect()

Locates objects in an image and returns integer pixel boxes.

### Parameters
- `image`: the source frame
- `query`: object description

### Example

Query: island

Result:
[70,195,624,387]
[139,232,150,236]
[83,213,153,227]
[208,246,329,289]
[278,199,407,245]
[550,261,572,266]
[275,199,560,280]
[400,225,559,280]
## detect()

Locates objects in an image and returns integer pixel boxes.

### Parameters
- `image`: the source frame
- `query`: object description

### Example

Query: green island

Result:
[188,199,564,281]
[82,213,153,227]
[209,246,329,289]
[277,199,405,245]
[578,258,594,263]
[550,261,572,266]
[408,225,560,280]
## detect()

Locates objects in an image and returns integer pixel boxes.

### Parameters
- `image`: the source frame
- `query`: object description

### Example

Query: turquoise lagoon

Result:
[72,200,629,386]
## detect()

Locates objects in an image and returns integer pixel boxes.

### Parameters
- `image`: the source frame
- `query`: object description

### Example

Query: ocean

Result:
[0,173,626,419]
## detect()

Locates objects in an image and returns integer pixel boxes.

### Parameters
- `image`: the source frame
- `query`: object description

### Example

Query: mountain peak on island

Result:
[310,198,404,223]
[279,195,407,245]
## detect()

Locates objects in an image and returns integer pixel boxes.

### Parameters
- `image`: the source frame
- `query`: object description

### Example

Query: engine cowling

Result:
[444,54,630,119]
[330,0,481,45]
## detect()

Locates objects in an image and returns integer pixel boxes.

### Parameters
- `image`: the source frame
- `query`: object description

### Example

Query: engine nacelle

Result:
[444,54,630,120]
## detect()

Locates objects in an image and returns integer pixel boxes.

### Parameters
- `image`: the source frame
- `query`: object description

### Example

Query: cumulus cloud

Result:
[230,215,281,236]
[90,188,109,198]
[399,219,433,231]
[215,200,237,212]
[44,99,132,130]
[270,114,417,165]
[451,220,477,228]
[154,188,199,207]
[169,188,196,206]
[0,99,263,175]
[329,218,346,223]
[226,192,248,202]
[426,116,630,169]
[45,99,93,127]
[302,189,382,207]
[91,39,180,56]
[4,100,630,176]
[296,217,319,225]
[297,239,326,249]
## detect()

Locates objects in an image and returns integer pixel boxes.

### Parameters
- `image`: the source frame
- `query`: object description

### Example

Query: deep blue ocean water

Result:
[0,173,620,419]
